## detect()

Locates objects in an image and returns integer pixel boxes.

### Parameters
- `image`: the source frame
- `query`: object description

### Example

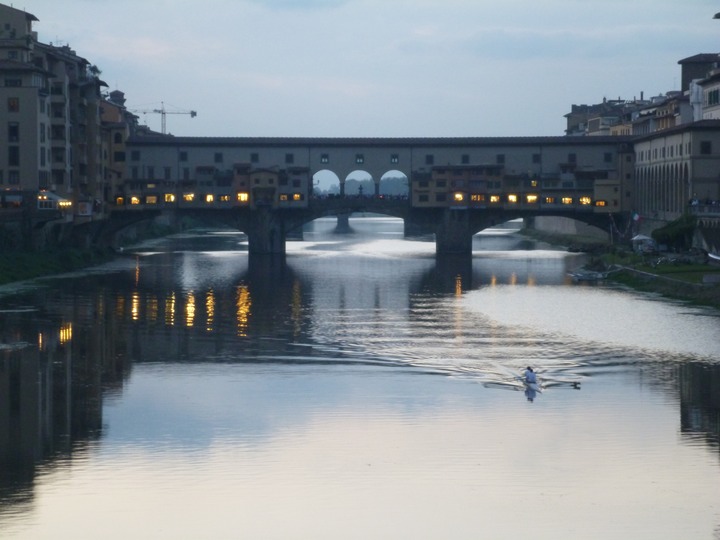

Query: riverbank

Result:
[0,247,116,286]
[520,228,720,310]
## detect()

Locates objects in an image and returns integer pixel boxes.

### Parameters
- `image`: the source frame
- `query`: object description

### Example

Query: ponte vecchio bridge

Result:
[106,135,635,254]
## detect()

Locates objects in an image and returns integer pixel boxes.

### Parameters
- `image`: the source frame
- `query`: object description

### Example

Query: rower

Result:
[524,366,537,385]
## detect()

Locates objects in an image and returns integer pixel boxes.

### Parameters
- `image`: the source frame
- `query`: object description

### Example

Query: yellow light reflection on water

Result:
[165,293,176,326]
[185,292,196,328]
[115,295,125,318]
[131,292,140,321]
[146,295,158,323]
[236,285,252,337]
[59,323,72,345]
[206,290,215,332]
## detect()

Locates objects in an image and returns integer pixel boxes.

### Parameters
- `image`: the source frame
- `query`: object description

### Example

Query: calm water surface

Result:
[1,217,719,539]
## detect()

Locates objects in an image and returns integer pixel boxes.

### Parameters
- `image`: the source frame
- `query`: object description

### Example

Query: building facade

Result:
[634,120,720,222]
[0,3,114,217]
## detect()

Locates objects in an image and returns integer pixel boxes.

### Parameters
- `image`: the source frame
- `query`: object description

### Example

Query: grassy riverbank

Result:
[0,247,115,286]
[520,228,720,309]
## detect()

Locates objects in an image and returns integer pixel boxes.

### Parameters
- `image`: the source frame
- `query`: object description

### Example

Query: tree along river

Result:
[0,217,719,540]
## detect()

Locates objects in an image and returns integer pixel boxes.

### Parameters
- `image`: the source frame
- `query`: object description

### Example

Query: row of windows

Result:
[638,141,712,162]
[118,191,305,206]
[6,97,52,117]
[6,122,49,145]
[130,150,615,167]
[416,192,597,205]
[129,165,306,186]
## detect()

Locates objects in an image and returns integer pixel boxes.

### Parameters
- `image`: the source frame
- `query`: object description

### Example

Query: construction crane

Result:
[133,102,197,134]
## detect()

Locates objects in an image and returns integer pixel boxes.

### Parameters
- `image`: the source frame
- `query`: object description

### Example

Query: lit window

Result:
[545,196,556,204]
[579,196,592,205]
[183,193,195,202]
[205,194,214,203]
[454,192,465,202]
[116,196,125,205]
[561,197,573,205]
[530,180,538,187]
[164,193,176,203]
[130,196,141,205]
[470,194,485,202]
[293,193,302,201]
[237,192,249,203]
[490,195,501,203]
[526,194,538,204]
[219,195,230,202]
[595,200,607,207]
[146,195,158,204]
[279,194,289,201]
[508,194,518,203]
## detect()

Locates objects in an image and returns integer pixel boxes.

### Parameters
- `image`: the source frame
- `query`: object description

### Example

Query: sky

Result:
[13,0,720,137]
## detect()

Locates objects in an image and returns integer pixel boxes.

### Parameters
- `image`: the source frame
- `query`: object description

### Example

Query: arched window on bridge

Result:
[313,170,341,196]
[345,170,373,196]
[380,170,408,198]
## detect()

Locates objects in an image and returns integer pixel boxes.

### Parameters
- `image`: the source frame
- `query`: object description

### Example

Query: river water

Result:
[0,217,719,540]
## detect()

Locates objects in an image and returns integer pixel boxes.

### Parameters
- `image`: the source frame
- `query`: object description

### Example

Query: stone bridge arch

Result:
[99,202,625,256]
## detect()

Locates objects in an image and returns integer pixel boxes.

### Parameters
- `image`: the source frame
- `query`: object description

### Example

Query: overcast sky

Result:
[16,0,720,137]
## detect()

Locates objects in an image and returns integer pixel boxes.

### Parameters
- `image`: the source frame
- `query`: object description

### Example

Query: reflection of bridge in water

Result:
[106,195,624,255]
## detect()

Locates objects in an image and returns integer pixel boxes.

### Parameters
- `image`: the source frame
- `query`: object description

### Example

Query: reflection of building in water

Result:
[236,285,252,337]
[0,294,131,513]
[678,363,720,451]
[107,260,311,362]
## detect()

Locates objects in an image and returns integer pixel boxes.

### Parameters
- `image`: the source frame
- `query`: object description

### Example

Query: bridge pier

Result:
[435,209,473,254]
[335,212,352,233]
[404,209,434,238]
[246,207,287,255]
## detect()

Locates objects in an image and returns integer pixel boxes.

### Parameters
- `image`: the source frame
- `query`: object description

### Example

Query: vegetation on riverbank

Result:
[0,219,189,287]
[520,227,720,310]
[0,247,115,286]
